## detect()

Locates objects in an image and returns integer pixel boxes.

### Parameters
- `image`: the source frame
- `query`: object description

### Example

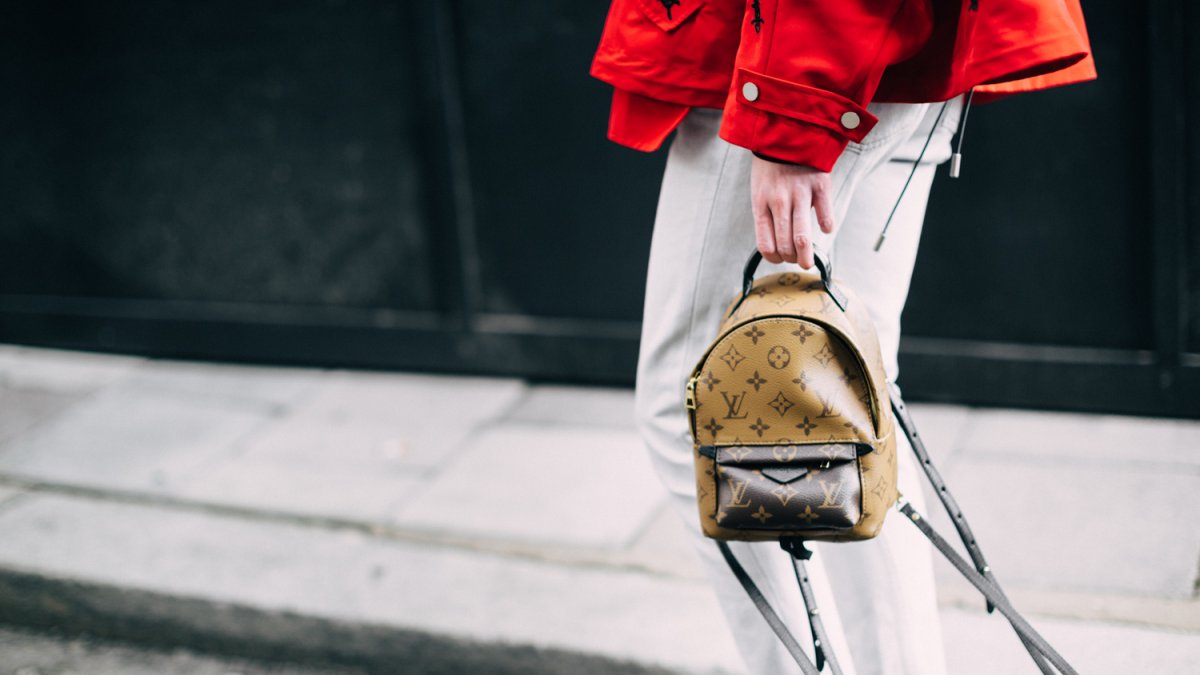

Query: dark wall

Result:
[910,3,1150,351]
[2,1,440,309]
[1,1,1196,417]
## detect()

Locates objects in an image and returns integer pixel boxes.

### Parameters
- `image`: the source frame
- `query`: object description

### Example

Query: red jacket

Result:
[590,0,1096,171]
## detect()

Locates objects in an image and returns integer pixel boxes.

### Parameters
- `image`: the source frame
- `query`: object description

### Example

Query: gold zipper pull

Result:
[685,376,698,410]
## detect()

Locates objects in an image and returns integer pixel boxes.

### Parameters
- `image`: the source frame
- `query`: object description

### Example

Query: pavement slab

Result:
[118,359,329,413]
[506,384,636,429]
[626,505,707,581]
[933,454,1200,599]
[0,387,85,447]
[0,486,24,509]
[960,407,1200,467]
[174,450,425,522]
[389,423,665,549]
[0,493,741,675]
[0,386,273,495]
[903,402,972,466]
[238,371,527,471]
[941,607,1200,675]
[0,346,144,394]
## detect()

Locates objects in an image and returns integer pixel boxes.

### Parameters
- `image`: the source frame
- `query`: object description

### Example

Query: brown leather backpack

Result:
[687,253,896,543]
[685,251,1079,675]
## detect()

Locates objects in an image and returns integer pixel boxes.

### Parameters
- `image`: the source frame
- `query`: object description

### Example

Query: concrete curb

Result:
[0,568,678,675]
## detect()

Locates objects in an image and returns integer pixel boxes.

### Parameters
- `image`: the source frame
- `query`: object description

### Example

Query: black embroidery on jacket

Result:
[751,0,764,33]
[659,0,680,20]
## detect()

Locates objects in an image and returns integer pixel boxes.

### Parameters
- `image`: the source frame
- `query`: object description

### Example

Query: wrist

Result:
[752,151,801,167]
[752,151,828,174]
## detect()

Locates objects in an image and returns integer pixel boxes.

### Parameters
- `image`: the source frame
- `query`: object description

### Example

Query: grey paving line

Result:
[956,452,1200,474]
[937,584,1200,633]
[0,473,696,581]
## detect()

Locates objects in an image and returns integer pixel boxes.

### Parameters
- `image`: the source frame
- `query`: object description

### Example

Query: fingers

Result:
[750,157,833,267]
[792,200,814,269]
[812,180,836,235]
[771,195,796,262]
[757,188,812,266]
[752,193,782,264]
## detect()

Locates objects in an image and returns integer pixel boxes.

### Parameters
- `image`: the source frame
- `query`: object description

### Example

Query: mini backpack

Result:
[687,252,896,544]
[685,251,1079,675]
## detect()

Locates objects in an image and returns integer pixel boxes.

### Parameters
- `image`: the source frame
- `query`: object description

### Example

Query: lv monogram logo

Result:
[813,343,835,366]
[727,446,753,461]
[721,390,749,419]
[766,345,792,369]
[771,484,800,506]
[797,504,819,523]
[725,477,753,507]
[817,391,840,418]
[818,479,845,509]
[771,446,798,462]
[720,344,746,371]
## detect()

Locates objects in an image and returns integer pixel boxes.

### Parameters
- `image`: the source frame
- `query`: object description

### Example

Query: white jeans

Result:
[633,97,963,675]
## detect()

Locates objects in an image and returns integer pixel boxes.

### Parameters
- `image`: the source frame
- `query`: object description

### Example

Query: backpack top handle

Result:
[737,249,849,313]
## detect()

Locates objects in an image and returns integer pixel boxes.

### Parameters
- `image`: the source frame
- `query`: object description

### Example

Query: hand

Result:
[750,156,836,269]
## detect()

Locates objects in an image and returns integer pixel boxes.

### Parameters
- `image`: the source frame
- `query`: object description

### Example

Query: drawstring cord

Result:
[949,87,975,178]
[873,100,949,251]
[873,89,974,252]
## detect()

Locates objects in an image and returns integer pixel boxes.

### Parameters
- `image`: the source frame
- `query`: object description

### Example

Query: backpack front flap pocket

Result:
[700,442,868,531]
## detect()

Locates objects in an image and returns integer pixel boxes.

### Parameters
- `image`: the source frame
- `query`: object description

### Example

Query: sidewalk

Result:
[0,343,1196,674]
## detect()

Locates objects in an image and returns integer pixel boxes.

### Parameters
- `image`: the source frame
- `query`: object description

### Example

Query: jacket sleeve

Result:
[719,0,935,172]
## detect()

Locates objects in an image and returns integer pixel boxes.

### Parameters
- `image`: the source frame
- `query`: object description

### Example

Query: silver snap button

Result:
[742,82,759,102]
[840,111,861,130]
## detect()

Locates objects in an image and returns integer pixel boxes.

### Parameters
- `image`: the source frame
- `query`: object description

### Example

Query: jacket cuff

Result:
[719,68,879,172]
[752,151,800,166]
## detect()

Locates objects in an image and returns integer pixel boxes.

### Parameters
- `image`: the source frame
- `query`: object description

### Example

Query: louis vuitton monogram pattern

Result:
[692,271,898,542]
[706,443,865,531]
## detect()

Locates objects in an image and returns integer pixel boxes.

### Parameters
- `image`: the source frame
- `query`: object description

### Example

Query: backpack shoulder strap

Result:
[889,386,1058,674]
[716,540,823,675]
[718,503,1078,675]
[896,497,1077,675]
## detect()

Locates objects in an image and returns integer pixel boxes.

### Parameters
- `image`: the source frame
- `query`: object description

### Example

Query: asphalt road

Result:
[0,625,361,675]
